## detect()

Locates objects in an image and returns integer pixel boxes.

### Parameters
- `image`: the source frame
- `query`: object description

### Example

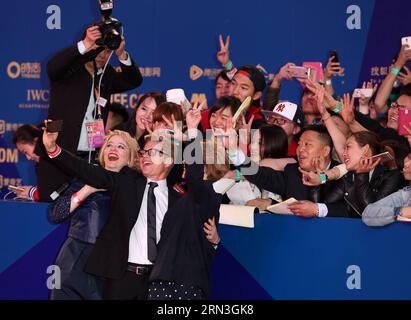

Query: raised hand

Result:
[395,45,411,68]
[186,101,203,131]
[356,156,381,174]
[341,93,355,125]
[359,81,378,107]
[398,66,411,86]
[311,156,327,173]
[115,38,127,60]
[42,120,59,153]
[217,34,231,67]
[83,26,102,52]
[161,114,184,142]
[324,56,344,79]
[314,85,328,117]
[299,167,322,186]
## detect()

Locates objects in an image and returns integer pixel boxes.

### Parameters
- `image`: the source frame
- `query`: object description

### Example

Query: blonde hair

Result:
[98,130,139,168]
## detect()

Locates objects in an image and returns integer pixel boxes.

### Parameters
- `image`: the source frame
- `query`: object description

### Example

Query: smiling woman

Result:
[48,130,139,300]
[119,92,166,148]
[208,96,241,134]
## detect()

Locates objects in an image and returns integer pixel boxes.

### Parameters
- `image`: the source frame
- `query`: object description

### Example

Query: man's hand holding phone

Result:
[43,120,60,153]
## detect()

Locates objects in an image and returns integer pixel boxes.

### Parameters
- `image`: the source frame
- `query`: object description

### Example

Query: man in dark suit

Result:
[43,134,180,299]
[232,125,348,218]
[38,24,143,201]
[42,107,204,299]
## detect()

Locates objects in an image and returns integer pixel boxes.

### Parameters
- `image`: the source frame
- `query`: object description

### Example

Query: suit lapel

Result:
[167,185,180,209]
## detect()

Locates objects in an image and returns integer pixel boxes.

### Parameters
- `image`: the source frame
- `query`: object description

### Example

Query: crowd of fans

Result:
[9,26,411,300]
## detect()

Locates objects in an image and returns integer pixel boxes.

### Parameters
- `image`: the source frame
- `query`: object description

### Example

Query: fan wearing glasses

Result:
[262,101,304,157]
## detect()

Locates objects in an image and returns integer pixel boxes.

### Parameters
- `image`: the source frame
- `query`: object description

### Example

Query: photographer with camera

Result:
[39,4,142,202]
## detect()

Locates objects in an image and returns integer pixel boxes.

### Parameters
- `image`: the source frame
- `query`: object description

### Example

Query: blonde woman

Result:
[48,130,138,300]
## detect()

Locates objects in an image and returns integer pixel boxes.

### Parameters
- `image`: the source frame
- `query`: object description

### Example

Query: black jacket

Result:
[241,160,349,217]
[354,111,409,147]
[39,44,142,202]
[324,165,405,218]
[47,44,143,153]
[149,138,222,297]
[49,148,182,280]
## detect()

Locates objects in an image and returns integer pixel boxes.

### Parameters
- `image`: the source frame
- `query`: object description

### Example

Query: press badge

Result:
[85,118,105,149]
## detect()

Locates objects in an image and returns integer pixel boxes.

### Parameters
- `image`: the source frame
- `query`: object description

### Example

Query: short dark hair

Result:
[209,96,241,120]
[215,70,231,84]
[236,65,266,93]
[259,125,288,159]
[107,102,129,123]
[298,125,333,148]
[12,124,40,145]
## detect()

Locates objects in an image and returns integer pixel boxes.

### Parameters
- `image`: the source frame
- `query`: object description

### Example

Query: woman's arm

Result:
[43,127,118,190]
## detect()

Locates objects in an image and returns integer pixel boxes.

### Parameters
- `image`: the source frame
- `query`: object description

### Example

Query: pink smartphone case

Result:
[398,108,411,136]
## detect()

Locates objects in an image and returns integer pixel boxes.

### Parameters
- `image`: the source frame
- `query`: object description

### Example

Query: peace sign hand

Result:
[217,34,231,67]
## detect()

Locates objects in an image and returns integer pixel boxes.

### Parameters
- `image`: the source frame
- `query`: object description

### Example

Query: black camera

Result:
[95,0,122,50]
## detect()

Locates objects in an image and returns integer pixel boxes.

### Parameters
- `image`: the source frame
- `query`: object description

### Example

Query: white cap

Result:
[272,101,304,126]
[166,89,187,105]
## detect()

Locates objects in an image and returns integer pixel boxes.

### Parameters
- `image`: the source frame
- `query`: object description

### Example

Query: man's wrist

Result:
[47,145,62,158]
[118,52,128,61]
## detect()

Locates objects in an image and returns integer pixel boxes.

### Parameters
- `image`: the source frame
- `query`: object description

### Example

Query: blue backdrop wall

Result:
[0,0,410,191]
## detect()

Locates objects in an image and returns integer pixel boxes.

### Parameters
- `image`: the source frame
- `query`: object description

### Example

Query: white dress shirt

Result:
[76,41,132,152]
[128,179,168,265]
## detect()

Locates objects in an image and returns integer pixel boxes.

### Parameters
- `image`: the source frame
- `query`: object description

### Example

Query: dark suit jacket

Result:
[149,138,222,297]
[47,44,143,153]
[50,149,182,280]
[39,44,142,201]
[241,160,348,217]
[324,165,405,218]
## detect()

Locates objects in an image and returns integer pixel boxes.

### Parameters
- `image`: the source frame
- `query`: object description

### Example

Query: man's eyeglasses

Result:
[267,117,293,125]
[138,148,167,157]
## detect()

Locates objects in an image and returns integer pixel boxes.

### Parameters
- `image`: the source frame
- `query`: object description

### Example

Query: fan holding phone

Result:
[323,50,344,93]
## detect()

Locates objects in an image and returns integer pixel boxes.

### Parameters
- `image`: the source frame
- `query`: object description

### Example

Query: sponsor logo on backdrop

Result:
[7,61,41,79]
[190,64,275,82]
[0,175,23,189]
[369,65,391,84]
[115,66,161,78]
[190,65,221,81]
[17,89,49,109]
[0,120,23,135]
[111,93,141,109]
[111,92,209,110]
[190,93,208,109]
[0,148,19,164]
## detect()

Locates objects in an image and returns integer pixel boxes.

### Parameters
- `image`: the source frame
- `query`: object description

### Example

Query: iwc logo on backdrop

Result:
[7,61,41,79]
[17,89,49,109]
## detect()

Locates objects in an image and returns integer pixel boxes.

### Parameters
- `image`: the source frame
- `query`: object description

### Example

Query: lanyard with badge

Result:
[85,88,106,149]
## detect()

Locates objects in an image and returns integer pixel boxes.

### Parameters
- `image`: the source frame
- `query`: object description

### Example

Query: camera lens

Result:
[105,29,121,50]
